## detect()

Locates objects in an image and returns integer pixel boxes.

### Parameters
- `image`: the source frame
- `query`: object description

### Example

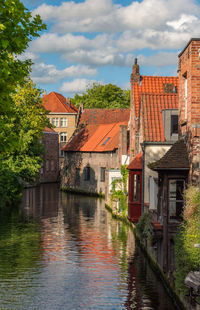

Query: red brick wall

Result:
[130,62,140,160]
[40,132,59,183]
[178,39,200,183]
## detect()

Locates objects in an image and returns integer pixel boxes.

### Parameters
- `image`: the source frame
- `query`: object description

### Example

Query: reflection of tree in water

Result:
[110,221,130,277]
[0,207,41,279]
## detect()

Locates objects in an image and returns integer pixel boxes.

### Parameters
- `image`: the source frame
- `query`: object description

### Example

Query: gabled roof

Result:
[62,122,127,152]
[149,140,189,170]
[127,152,142,170]
[79,108,130,125]
[42,92,78,113]
[141,93,178,142]
[133,76,179,118]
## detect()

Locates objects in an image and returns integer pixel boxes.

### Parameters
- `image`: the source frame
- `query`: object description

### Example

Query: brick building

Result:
[128,62,179,222]
[42,92,78,166]
[130,58,179,160]
[178,38,200,183]
[61,109,130,196]
[40,127,59,183]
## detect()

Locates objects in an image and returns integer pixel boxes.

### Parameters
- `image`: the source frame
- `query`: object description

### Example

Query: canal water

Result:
[0,183,179,310]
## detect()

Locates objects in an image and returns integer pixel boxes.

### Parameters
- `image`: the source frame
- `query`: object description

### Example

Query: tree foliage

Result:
[70,83,130,109]
[174,186,199,294]
[0,0,46,152]
[0,1,47,206]
[0,79,51,206]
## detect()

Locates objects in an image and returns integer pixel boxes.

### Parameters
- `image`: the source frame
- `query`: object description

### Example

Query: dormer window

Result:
[164,83,177,94]
[171,115,178,135]
[162,109,178,141]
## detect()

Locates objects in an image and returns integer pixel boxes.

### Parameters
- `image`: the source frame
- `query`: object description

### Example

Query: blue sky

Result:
[21,0,200,97]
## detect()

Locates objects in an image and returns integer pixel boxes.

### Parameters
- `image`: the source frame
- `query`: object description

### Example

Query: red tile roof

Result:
[141,93,178,142]
[43,127,56,133]
[62,122,128,152]
[42,92,78,113]
[80,109,130,125]
[127,152,142,170]
[133,76,179,118]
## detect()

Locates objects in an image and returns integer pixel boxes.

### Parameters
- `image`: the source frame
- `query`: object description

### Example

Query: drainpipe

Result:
[141,142,145,214]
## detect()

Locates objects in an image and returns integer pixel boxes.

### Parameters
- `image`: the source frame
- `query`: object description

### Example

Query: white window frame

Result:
[52,117,59,127]
[60,132,67,142]
[61,118,67,127]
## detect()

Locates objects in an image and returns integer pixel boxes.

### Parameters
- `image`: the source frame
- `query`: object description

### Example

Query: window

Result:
[84,166,90,181]
[51,160,54,171]
[75,168,80,182]
[60,132,67,142]
[102,137,111,146]
[171,115,178,135]
[52,117,59,127]
[61,118,67,127]
[168,179,185,222]
[100,167,106,182]
[184,74,187,119]
[46,160,49,172]
[133,174,140,202]
[60,150,65,157]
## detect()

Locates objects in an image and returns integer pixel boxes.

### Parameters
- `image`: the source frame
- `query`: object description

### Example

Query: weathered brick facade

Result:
[63,151,119,194]
[40,130,59,183]
[178,38,200,183]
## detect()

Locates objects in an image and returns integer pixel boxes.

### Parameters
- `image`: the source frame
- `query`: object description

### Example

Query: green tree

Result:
[0,0,46,153]
[0,0,47,206]
[0,79,50,206]
[70,83,130,109]
[174,186,199,294]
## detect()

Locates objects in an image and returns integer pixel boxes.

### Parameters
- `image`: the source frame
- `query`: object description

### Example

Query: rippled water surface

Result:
[0,184,179,310]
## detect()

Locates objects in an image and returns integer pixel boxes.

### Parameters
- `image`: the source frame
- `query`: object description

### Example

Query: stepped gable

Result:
[42,92,78,113]
[141,93,178,142]
[150,140,189,170]
[79,109,130,125]
[62,121,127,153]
[133,76,179,118]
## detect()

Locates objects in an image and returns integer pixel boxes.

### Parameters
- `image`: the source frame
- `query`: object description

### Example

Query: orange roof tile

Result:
[133,76,179,118]
[62,121,128,152]
[127,152,142,170]
[42,92,78,113]
[43,127,56,133]
[141,93,178,142]
[80,109,130,125]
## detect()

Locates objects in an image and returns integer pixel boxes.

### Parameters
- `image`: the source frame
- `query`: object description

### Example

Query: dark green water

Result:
[0,183,180,310]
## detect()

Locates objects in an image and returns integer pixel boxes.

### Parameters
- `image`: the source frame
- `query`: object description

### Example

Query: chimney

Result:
[118,125,128,166]
[131,58,140,83]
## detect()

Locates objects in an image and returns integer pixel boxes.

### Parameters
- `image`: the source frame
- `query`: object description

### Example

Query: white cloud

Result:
[33,0,200,33]
[167,14,198,31]
[60,78,101,94]
[31,63,97,84]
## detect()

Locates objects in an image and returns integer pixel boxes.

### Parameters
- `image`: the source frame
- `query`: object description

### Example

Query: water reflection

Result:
[0,183,179,310]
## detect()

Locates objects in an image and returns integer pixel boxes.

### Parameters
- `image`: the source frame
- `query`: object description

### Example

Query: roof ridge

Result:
[141,92,178,96]
[53,92,68,111]
[141,75,178,79]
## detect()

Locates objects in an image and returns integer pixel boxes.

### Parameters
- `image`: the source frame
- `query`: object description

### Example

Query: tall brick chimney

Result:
[131,58,140,83]
[118,125,128,166]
